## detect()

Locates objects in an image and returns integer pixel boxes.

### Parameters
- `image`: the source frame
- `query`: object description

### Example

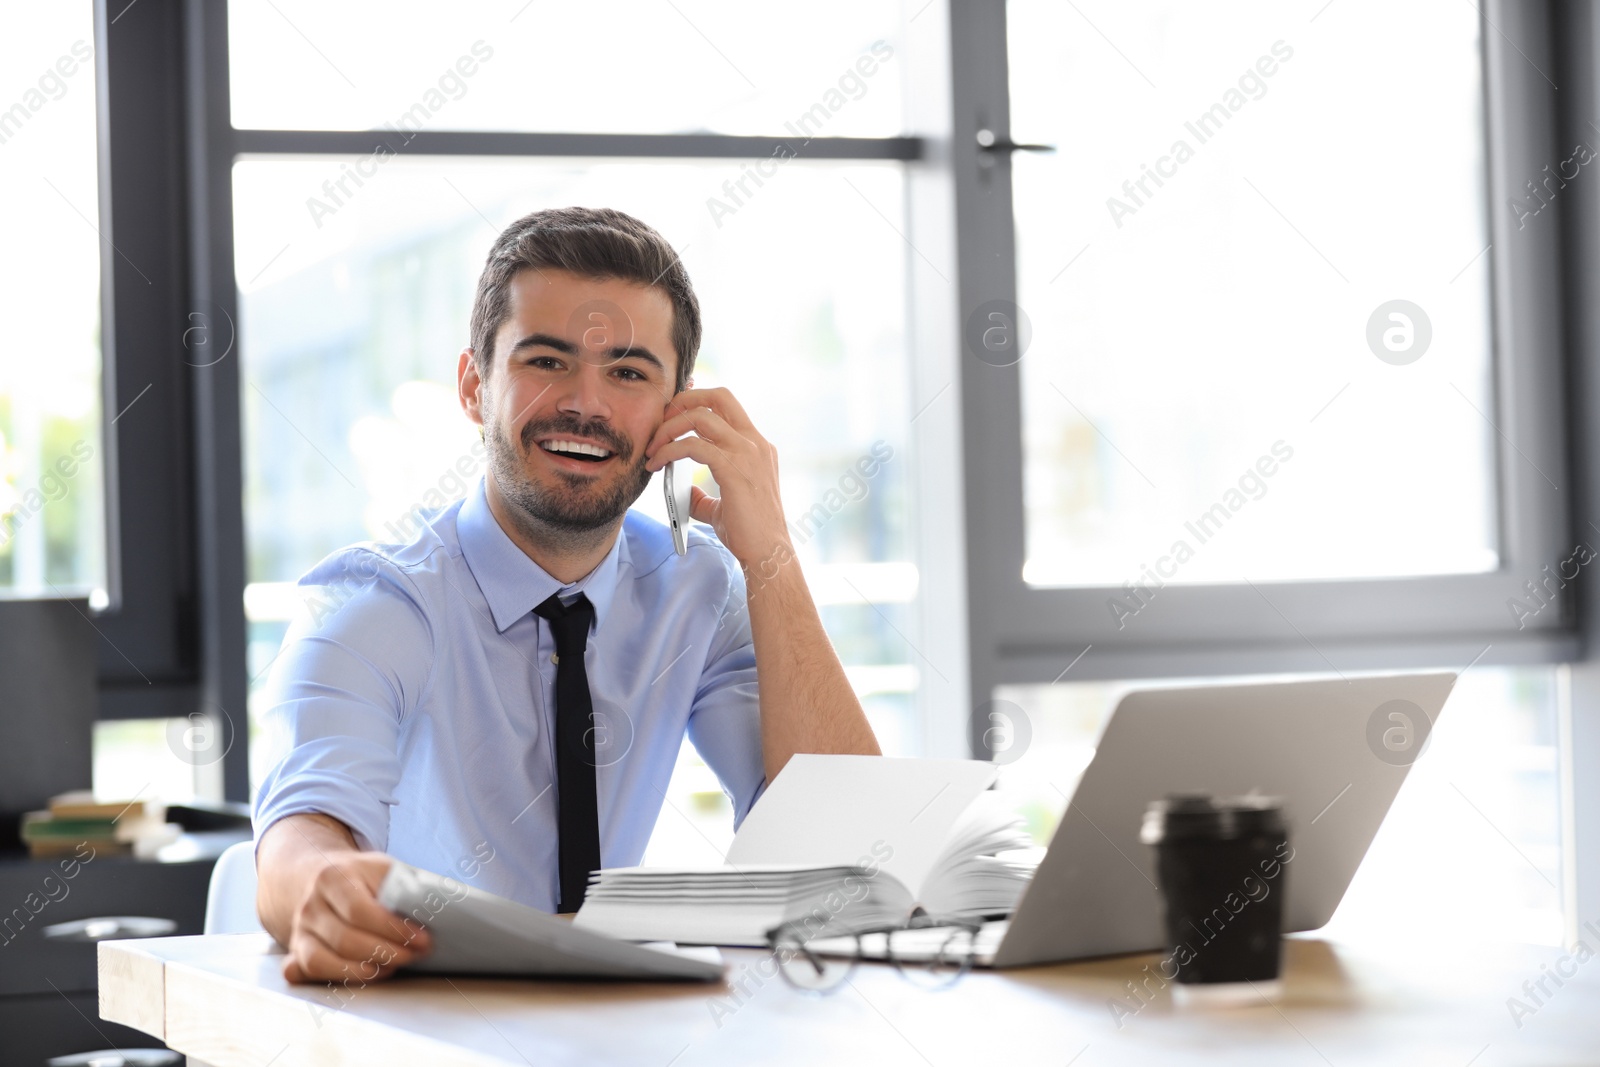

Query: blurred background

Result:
[0,0,1584,979]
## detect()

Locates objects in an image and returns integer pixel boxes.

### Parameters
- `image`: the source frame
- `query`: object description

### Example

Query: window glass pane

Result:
[93,719,200,807]
[228,0,904,137]
[0,8,104,597]
[232,158,918,804]
[1007,0,1497,587]
[993,666,1563,946]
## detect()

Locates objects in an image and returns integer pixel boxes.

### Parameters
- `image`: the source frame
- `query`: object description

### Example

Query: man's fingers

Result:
[283,927,392,985]
[647,435,729,478]
[282,932,347,985]
[667,386,754,433]
[301,903,427,972]
[688,484,717,526]
[647,406,740,460]
[316,864,432,952]
[335,888,431,951]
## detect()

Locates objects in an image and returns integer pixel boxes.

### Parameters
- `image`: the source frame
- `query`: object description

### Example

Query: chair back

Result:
[204,839,265,935]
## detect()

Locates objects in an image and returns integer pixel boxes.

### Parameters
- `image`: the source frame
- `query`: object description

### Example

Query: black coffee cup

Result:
[1139,794,1292,1003]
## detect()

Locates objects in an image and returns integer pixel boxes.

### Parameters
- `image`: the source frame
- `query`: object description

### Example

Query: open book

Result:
[573,755,1036,946]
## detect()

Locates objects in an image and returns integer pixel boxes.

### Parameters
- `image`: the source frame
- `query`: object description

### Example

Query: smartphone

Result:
[663,459,692,556]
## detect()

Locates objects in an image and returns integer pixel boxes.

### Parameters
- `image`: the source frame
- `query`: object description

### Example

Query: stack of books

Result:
[19,792,180,859]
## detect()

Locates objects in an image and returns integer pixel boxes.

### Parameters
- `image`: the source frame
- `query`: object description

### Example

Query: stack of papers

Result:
[581,864,907,946]
[575,756,1037,946]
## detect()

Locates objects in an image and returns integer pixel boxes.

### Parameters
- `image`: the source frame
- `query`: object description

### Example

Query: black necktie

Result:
[533,592,601,913]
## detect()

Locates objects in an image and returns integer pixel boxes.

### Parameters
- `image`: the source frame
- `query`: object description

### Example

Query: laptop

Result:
[841,672,1457,968]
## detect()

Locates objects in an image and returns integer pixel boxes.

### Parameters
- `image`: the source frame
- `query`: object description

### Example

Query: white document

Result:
[376,861,724,981]
[726,754,1000,898]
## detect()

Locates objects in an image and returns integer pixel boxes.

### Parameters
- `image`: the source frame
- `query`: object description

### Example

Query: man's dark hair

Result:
[468,206,700,393]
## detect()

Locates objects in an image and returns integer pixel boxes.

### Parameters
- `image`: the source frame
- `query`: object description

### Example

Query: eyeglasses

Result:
[764,915,985,994]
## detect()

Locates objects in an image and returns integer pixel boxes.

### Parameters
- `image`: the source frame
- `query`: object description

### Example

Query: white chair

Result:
[205,839,265,935]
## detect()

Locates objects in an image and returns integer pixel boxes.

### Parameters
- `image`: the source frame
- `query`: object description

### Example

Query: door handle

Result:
[976,128,1057,153]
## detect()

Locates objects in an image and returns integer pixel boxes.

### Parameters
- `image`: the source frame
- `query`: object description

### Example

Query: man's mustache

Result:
[519,417,634,461]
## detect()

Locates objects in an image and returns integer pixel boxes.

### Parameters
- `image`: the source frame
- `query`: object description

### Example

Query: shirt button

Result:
[551,653,560,664]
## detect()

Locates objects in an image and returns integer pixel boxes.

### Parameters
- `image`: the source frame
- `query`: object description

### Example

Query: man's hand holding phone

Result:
[644,387,791,574]
[642,386,881,779]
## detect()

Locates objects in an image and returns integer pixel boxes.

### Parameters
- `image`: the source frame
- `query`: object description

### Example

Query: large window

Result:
[224,1,923,852]
[47,0,1593,929]
[949,0,1577,945]
[953,0,1571,693]
[1009,0,1498,587]
[0,6,104,598]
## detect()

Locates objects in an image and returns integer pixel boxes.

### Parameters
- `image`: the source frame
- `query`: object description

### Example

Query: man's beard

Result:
[485,408,654,538]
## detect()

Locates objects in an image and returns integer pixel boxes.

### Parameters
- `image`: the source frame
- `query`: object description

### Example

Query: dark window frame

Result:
[948,0,1577,734]
[80,0,250,800]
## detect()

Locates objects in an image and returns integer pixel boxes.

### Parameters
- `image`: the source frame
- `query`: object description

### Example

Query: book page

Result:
[725,755,999,897]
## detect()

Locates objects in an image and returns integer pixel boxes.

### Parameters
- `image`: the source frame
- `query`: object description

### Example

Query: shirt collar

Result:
[457,478,628,634]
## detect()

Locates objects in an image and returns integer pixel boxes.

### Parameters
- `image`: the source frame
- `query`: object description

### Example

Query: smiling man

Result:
[252,206,880,983]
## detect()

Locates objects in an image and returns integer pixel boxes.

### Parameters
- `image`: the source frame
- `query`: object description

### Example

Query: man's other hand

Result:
[256,813,434,984]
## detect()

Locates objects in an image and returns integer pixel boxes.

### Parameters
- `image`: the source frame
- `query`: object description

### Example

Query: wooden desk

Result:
[100,932,1600,1066]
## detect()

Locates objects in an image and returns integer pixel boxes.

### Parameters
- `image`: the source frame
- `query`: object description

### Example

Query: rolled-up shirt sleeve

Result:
[685,548,766,828]
[252,549,435,853]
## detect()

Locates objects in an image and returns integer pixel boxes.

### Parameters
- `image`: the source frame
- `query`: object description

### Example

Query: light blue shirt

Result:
[253,478,766,912]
